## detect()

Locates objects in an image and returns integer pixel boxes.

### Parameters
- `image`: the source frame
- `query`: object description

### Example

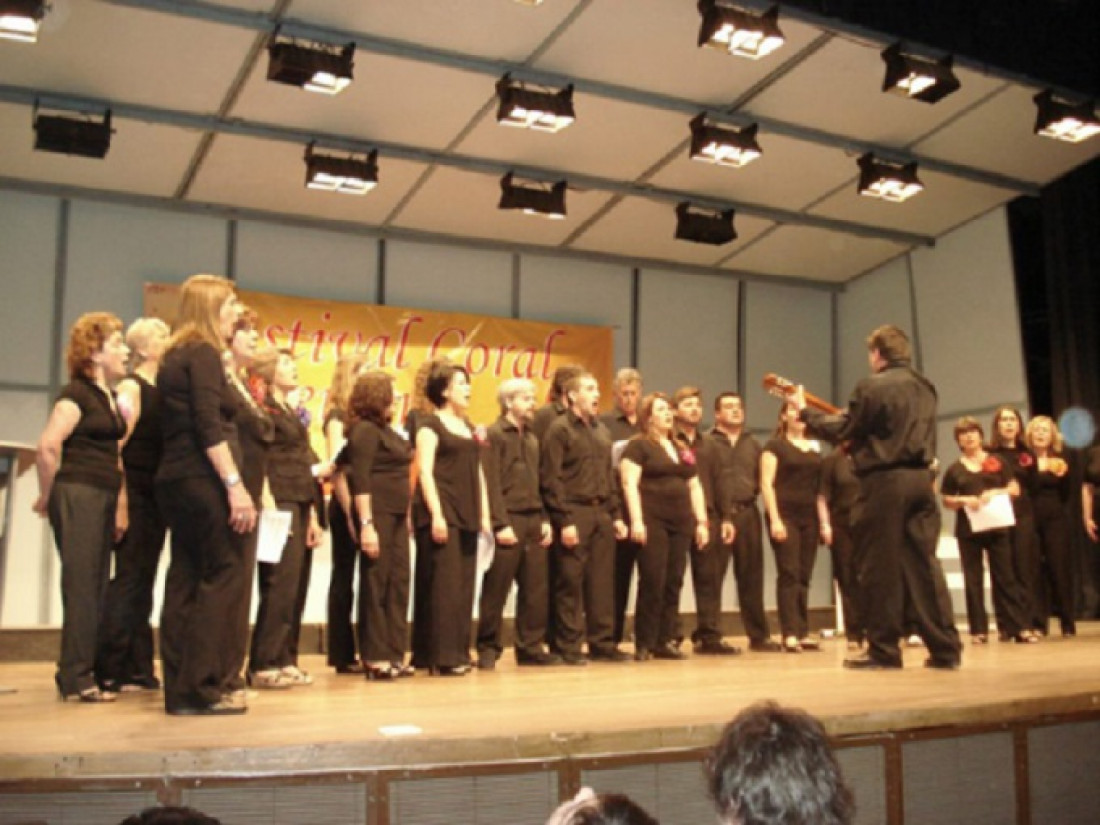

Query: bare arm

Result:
[33,399,81,515]
[620,457,645,544]
[416,425,447,543]
[688,476,709,549]
[1083,482,1097,542]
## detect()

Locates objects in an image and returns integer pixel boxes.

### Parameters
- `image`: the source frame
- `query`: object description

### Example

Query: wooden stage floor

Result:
[2,623,1098,782]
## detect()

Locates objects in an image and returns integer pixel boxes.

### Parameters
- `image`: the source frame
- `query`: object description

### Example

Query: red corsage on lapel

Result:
[473,425,489,446]
[1048,457,1068,477]
[1017,452,1034,468]
[980,455,1003,474]
[680,449,696,466]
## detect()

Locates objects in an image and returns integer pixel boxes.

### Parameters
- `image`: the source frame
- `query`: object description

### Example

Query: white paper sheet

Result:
[965,492,1016,533]
[256,509,292,564]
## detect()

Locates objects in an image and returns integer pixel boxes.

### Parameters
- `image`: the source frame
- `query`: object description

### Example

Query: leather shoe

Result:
[923,657,961,671]
[335,662,365,675]
[516,650,563,666]
[652,643,688,660]
[843,655,902,671]
[167,699,247,716]
[694,640,742,656]
[561,652,588,666]
[589,647,631,662]
[477,651,498,671]
[748,639,783,653]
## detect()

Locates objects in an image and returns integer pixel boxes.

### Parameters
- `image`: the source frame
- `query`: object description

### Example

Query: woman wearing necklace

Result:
[247,348,324,688]
[940,417,1036,645]
[34,312,130,702]
[96,317,170,694]
[761,403,823,653]
[620,393,709,661]
[415,362,492,676]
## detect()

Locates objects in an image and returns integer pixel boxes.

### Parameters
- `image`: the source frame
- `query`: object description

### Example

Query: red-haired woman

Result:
[35,312,129,702]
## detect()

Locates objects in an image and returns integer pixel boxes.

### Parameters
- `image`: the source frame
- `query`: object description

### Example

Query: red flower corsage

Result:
[1047,457,1068,477]
[247,374,266,405]
[1017,452,1034,468]
[680,449,696,466]
[981,456,1002,474]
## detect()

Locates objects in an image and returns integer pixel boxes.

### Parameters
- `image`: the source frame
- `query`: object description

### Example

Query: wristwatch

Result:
[224,472,242,488]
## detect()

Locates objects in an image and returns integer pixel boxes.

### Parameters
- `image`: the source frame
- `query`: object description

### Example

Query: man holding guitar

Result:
[781,325,962,671]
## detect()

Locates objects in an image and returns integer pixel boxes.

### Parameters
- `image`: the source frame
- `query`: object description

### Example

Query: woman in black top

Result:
[34,312,129,702]
[156,273,255,716]
[96,317,169,693]
[345,370,414,680]
[940,417,1035,644]
[247,348,324,688]
[1025,416,1077,637]
[987,405,1043,633]
[415,362,491,675]
[761,403,823,653]
[816,444,863,648]
[620,393,708,661]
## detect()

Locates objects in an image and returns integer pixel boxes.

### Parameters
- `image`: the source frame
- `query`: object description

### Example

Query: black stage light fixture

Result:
[674,202,737,245]
[689,114,761,168]
[496,74,575,133]
[697,1,784,60]
[267,33,355,95]
[33,106,113,158]
[0,0,45,43]
[1033,90,1100,144]
[304,143,378,195]
[499,173,567,219]
[856,153,923,203]
[881,43,960,104]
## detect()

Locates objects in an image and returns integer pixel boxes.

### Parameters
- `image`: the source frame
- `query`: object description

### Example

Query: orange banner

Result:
[144,283,614,452]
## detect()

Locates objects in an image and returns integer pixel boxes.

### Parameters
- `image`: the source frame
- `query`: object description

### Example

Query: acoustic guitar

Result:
[762,373,841,415]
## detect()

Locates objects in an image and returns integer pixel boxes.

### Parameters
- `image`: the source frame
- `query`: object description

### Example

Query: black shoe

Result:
[366,664,399,681]
[516,650,563,666]
[335,662,366,675]
[167,699,247,716]
[843,655,902,671]
[561,652,588,666]
[634,648,652,662]
[430,665,471,677]
[120,674,162,692]
[589,647,631,662]
[392,661,416,678]
[652,643,688,660]
[748,639,783,653]
[694,639,742,656]
[477,651,498,671]
[924,657,961,670]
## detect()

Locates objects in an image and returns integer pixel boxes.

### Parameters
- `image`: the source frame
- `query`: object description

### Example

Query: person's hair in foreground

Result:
[706,702,854,825]
[119,807,221,825]
[546,788,659,825]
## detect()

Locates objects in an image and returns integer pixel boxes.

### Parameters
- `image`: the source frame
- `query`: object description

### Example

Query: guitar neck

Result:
[762,373,842,416]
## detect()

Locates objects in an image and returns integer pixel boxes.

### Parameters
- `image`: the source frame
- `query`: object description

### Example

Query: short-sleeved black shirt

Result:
[622,437,696,527]
[346,419,413,516]
[54,376,125,491]
[417,414,482,532]
[763,437,822,513]
[941,454,1012,538]
[818,450,860,517]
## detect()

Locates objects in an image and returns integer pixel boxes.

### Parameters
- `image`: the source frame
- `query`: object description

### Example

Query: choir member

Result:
[816,443,864,649]
[531,363,583,443]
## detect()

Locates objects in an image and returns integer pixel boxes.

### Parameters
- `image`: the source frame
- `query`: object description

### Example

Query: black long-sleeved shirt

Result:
[707,428,761,510]
[540,409,619,526]
[531,400,568,443]
[484,415,544,532]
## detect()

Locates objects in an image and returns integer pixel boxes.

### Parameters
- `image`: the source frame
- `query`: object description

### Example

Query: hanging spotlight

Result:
[33,106,113,159]
[495,74,575,133]
[1033,90,1100,144]
[0,0,45,42]
[881,43,960,104]
[499,173,567,219]
[697,1,784,60]
[304,143,378,195]
[856,154,923,203]
[267,31,355,95]
[674,203,737,245]
[689,114,762,168]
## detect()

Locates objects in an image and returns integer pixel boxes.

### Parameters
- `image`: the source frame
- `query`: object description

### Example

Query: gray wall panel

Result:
[385,240,512,317]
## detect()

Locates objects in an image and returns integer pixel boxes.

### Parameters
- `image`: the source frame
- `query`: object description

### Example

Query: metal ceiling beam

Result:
[100,0,1040,196]
[0,83,936,247]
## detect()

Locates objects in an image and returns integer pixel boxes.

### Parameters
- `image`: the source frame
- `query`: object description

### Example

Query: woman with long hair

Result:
[620,392,708,661]
[156,273,255,715]
[34,312,129,702]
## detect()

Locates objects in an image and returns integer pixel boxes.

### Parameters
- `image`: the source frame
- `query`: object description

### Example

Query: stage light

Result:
[689,114,762,168]
[33,106,113,158]
[674,202,737,245]
[267,34,355,95]
[881,43,960,104]
[304,144,378,195]
[856,153,923,203]
[495,74,575,133]
[499,173,567,219]
[1033,90,1100,144]
[697,1,784,60]
[0,0,45,43]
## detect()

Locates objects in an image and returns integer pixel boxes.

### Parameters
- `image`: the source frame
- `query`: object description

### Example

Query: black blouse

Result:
[120,374,162,486]
[941,454,1012,539]
[227,375,273,502]
[989,445,1037,521]
[54,377,125,492]
[1032,459,1072,520]
[764,437,822,512]
[417,414,482,532]
[819,451,860,517]
[346,419,413,516]
[622,437,696,527]
[265,400,319,505]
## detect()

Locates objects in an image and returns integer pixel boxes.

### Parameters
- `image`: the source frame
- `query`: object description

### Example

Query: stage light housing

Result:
[1033,90,1100,144]
[33,107,113,158]
[267,35,355,95]
[856,153,923,203]
[689,114,762,168]
[881,43,960,104]
[499,173,567,219]
[495,75,575,133]
[674,202,737,245]
[304,144,378,195]
[0,0,45,43]
[697,1,784,60]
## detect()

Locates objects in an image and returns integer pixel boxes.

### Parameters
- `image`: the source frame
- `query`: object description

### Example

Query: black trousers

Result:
[553,506,615,656]
[851,468,960,666]
[829,513,863,640]
[361,511,410,663]
[48,480,116,696]
[768,507,818,639]
[477,512,549,656]
[250,501,311,671]
[728,505,771,644]
[688,518,726,644]
[427,525,478,668]
[326,496,362,667]
[158,476,248,711]
[612,536,641,645]
[633,515,692,652]
[1009,514,1043,630]
[97,479,166,685]
[957,529,1030,637]
[409,524,435,668]
[1033,504,1077,633]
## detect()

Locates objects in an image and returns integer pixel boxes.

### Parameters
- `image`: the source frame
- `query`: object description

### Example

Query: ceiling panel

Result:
[187,134,428,223]
[0,104,202,196]
[723,225,905,282]
[569,196,775,267]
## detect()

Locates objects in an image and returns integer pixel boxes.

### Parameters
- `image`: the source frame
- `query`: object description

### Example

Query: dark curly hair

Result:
[66,311,123,380]
[348,370,395,427]
[425,362,469,409]
[118,806,221,825]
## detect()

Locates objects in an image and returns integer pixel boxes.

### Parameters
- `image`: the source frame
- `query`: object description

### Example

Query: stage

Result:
[1,626,1099,824]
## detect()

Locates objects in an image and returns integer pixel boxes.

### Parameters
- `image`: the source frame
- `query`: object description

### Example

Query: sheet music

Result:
[256,509,293,564]
[965,492,1016,533]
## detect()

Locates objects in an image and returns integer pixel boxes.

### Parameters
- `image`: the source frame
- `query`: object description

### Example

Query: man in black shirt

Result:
[797,325,961,670]
[531,364,583,443]
[707,393,781,652]
[541,371,629,663]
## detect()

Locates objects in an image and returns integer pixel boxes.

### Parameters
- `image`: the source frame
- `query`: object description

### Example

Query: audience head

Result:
[66,311,127,382]
[118,806,221,825]
[171,273,239,351]
[546,788,659,825]
[706,702,854,825]
[990,406,1025,449]
[348,369,396,427]
[426,361,471,411]
[866,325,910,369]
[125,317,170,368]
[612,368,643,418]
[1025,415,1063,455]
[637,392,673,440]
[549,364,584,404]
[497,377,537,419]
